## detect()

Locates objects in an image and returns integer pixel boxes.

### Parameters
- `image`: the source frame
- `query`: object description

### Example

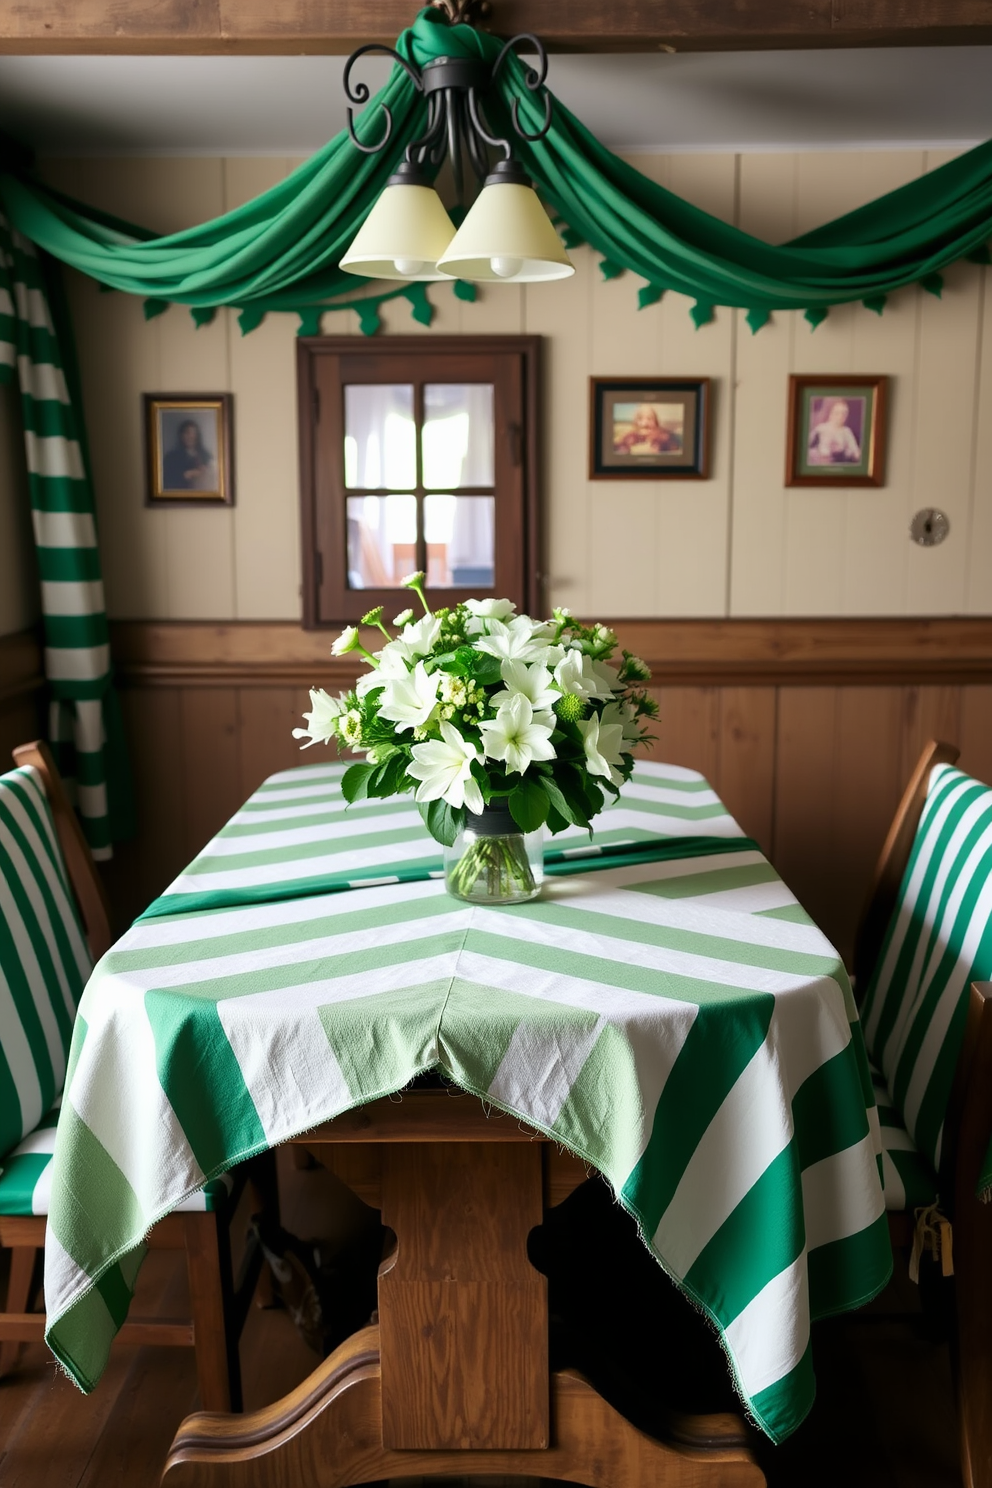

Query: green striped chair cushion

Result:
[870,1064,938,1211]
[861,763,992,1179]
[0,1100,234,1217]
[0,764,92,1161]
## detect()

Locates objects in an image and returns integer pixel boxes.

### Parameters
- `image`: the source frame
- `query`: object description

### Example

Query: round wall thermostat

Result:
[910,508,950,546]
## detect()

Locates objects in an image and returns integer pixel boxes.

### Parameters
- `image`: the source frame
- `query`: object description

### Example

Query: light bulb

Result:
[490,256,524,279]
[393,257,428,277]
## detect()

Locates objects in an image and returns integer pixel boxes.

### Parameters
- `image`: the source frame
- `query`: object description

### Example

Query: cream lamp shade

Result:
[340,163,457,281]
[436,160,574,283]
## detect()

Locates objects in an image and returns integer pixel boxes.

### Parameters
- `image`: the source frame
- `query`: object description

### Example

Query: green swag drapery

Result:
[0,7,989,334]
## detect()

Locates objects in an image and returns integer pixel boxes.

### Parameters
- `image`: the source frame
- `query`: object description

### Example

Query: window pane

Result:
[344,384,415,489]
[424,495,495,589]
[422,385,494,489]
[347,495,418,589]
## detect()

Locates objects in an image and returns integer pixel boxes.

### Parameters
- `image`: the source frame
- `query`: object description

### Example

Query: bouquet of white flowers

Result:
[294,572,656,902]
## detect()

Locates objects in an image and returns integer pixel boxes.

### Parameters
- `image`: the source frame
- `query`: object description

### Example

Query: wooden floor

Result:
[0,1150,960,1488]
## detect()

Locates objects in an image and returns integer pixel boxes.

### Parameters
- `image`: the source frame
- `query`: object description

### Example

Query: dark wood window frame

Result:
[297,335,542,628]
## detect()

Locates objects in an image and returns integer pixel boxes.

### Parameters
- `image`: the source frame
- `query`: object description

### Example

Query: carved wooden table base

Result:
[162,1091,765,1488]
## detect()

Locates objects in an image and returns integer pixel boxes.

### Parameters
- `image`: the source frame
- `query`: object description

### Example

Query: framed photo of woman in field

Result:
[589,378,710,479]
[144,393,234,506]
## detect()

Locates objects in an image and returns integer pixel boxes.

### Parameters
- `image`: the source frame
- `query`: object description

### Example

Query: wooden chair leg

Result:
[0,1247,39,1376]
[243,1149,280,1309]
[184,1212,241,1414]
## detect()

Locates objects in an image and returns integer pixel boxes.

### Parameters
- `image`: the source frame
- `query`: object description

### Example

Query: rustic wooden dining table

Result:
[41,760,893,1487]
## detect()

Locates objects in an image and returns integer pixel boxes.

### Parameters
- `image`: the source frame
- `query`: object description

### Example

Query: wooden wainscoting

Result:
[3,620,990,954]
[0,629,45,768]
[99,617,992,958]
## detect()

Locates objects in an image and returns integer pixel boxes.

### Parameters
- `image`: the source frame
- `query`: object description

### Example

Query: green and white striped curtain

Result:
[0,215,126,860]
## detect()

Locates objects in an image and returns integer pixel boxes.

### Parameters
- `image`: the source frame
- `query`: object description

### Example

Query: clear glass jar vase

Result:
[444,806,544,905]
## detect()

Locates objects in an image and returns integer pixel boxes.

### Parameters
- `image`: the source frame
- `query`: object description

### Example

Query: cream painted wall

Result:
[42,149,992,622]
[0,380,37,637]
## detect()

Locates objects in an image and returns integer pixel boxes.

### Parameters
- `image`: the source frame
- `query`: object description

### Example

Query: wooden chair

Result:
[852,739,992,1488]
[0,740,264,1411]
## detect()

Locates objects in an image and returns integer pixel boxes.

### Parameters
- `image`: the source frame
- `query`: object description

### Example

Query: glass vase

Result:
[444,806,544,905]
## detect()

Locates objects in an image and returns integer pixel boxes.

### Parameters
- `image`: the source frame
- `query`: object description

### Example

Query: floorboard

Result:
[0,1151,960,1488]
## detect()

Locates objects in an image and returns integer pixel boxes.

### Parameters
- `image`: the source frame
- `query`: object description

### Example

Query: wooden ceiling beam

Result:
[3,1,992,54]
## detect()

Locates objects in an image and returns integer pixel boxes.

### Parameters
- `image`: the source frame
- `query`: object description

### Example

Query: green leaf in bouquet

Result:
[469,651,503,685]
[418,797,464,847]
[552,765,594,829]
[583,777,605,818]
[430,649,464,673]
[536,774,580,828]
[508,776,550,833]
[341,762,377,804]
[545,804,571,835]
[369,753,407,798]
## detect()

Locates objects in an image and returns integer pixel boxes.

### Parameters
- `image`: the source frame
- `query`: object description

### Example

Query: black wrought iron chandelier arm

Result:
[343,43,424,156]
[466,88,513,162]
[405,92,449,167]
[488,32,554,145]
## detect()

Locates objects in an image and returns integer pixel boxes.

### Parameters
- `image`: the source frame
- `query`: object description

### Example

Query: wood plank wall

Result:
[4,619,992,959]
[43,150,992,628]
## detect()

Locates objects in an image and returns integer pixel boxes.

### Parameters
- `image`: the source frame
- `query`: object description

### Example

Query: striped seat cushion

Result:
[870,1064,938,1211]
[0,1102,234,1217]
[0,764,93,1161]
[861,763,992,1180]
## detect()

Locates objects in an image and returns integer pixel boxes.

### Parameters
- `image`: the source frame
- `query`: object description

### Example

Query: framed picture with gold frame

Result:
[785,375,887,487]
[144,393,234,506]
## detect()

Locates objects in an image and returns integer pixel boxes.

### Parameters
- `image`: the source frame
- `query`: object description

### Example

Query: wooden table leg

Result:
[163,1325,764,1488]
[379,1140,548,1450]
[161,1095,766,1488]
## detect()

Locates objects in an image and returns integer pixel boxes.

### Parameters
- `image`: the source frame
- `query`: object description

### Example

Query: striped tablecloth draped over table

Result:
[43,761,891,1444]
[139,759,760,918]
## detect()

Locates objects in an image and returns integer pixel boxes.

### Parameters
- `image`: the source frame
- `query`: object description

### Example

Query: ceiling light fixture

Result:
[338,16,574,285]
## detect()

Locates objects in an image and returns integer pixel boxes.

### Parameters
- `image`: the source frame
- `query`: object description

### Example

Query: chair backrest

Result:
[12,740,111,962]
[859,760,992,1178]
[0,746,96,1160]
[852,739,960,993]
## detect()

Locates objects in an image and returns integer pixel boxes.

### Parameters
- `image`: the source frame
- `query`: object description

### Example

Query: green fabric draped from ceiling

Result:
[0,7,990,326]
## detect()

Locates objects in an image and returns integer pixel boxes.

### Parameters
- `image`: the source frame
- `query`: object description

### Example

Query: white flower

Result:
[392,608,415,628]
[479,694,556,775]
[378,660,440,732]
[465,597,517,621]
[601,699,642,743]
[339,708,363,747]
[408,721,485,814]
[577,712,626,787]
[292,689,344,749]
[397,613,442,659]
[588,658,622,696]
[474,615,555,664]
[331,625,361,657]
[553,649,614,701]
[356,642,409,698]
[401,570,425,588]
[491,659,559,714]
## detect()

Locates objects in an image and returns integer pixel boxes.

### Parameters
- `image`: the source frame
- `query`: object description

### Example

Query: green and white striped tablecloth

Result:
[44,764,890,1445]
[139,759,753,919]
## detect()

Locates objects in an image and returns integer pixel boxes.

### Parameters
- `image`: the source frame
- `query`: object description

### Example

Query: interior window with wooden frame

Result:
[297,336,541,627]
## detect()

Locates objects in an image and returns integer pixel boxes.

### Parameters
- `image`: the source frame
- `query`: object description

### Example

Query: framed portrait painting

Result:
[589,378,710,479]
[144,393,234,506]
[786,376,887,487]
